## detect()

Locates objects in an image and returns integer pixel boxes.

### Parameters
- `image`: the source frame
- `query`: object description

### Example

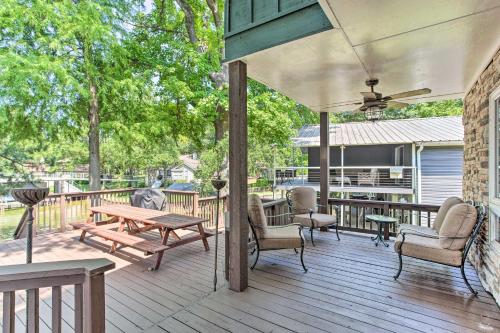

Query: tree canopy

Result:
[0,1,463,193]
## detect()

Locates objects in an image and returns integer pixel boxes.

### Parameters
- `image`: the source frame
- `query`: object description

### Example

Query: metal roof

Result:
[293,116,463,147]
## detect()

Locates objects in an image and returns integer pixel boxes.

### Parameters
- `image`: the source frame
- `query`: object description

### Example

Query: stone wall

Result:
[463,48,500,303]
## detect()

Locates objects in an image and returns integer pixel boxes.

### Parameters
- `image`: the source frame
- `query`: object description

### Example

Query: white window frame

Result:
[487,84,500,253]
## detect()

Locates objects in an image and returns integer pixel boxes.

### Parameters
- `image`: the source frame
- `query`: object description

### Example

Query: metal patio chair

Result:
[394,201,486,295]
[248,194,307,272]
[286,187,340,246]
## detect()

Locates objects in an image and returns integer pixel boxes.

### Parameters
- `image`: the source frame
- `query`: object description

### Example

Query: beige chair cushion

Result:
[259,225,302,250]
[289,187,317,214]
[395,234,462,266]
[294,213,337,228]
[397,224,438,238]
[248,194,268,239]
[439,203,477,250]
[433,197,463,232]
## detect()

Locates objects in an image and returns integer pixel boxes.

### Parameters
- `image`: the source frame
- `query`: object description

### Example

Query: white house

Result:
[167,155,200,182]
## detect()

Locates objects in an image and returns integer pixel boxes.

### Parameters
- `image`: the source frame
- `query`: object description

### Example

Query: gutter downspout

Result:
[416,143,424,204]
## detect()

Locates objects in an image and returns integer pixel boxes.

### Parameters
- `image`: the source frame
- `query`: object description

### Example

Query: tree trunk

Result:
[88,82,100,191]
[214,104,225,143]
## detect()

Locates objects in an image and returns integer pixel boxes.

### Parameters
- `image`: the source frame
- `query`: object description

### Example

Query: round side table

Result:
[366,214,398,247]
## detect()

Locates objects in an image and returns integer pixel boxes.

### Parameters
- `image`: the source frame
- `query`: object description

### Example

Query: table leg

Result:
[370,222,378,241]
[152,229,170,271]
[197,223,210,251]
[377,223,389,247]
[110,217,126,253]
[79,212,94,241]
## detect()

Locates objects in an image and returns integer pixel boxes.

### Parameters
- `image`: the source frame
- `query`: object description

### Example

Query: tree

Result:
[0,0,144,190]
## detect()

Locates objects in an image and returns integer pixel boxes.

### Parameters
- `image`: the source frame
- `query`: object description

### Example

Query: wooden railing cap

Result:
[0,258,115,282]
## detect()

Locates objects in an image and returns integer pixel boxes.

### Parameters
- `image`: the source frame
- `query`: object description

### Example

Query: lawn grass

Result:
[0,207,24,241]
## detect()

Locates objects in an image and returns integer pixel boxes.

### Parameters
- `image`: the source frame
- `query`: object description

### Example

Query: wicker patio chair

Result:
[394,201,486,295]
[248,194,307,272]
[286,187,340,246]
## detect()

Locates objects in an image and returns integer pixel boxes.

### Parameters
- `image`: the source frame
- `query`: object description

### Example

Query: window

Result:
[394,145,404,166]
[488,85,500,248]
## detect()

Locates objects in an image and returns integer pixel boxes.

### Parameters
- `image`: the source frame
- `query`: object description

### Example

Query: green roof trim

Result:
[224,1,333,62]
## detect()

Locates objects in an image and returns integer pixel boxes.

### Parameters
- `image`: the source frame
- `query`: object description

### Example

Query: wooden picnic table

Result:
[71,204,211,271]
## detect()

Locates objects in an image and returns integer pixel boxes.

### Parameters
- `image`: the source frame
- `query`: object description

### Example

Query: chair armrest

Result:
[399,229,439,239]
[268,223,303,229]
[399,229,469,240]
[438,235,470,240]
[266,212,292,219]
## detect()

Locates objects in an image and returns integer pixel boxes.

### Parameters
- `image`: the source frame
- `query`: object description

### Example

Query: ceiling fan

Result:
[347,79,431,120]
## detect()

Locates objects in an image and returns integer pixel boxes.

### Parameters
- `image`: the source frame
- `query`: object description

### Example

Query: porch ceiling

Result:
[240,0,500,112]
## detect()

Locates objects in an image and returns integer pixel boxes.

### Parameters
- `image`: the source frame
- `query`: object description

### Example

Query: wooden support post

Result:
[228,60,248,292]
[320,112,330,231]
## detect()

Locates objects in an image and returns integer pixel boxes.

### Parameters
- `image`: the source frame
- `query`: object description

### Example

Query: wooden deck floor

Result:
[0,229,499,332]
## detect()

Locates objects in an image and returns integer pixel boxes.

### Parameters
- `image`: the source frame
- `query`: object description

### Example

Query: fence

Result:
[6,188,441,239]
[26,189,226,235]
[0,258,114,333]
[329,198,440,236]
[258,197,440,236]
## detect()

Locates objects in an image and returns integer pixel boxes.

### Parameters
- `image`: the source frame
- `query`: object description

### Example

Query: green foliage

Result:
[0,1,461,196]
[331,100,463,123]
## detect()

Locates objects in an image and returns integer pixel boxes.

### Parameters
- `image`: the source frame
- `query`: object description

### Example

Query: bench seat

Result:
[71,223,168,254]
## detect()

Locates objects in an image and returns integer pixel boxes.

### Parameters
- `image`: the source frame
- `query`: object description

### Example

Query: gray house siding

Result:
[420,147,463,205]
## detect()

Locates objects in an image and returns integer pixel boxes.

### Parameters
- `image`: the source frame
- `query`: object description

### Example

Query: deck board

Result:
[0,229,498,332]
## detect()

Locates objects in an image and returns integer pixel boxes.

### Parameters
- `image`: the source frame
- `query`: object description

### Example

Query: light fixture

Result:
[364,106,384,121]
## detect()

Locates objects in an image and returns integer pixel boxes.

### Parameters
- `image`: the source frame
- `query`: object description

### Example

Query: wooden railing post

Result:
[193,192,199,217]
[52,286,62,333]
[27,289,39,333]
[83,271,106,333]
[3,291,15,333]
[59,194,66,232]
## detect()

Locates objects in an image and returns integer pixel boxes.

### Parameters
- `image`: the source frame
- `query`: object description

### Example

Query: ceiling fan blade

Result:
[385,88,431,100]
[387,100,409,109]
[321,101,362,111]
[360,92,377,99]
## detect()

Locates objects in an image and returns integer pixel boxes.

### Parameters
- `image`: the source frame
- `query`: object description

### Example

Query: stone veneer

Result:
[463,48,500,304]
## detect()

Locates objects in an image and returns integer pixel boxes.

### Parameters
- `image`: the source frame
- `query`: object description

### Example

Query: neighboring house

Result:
[276,116,464,205]
[167,155,200,182]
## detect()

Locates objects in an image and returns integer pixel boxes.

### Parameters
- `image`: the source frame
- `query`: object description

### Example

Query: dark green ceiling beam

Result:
[224,1,333,62]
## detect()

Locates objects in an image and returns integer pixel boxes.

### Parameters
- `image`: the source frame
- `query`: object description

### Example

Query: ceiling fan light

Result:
[364,106,383,121]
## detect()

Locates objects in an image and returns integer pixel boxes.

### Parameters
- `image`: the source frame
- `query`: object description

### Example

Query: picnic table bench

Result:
[71,205,212,271]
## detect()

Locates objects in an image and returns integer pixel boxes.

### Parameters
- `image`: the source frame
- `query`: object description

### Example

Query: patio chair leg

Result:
[310,227,315,247]
[394,251,403,280]
[251,248,260,270]
[300,243,307,273]
[461,264,478,295]
[335,224,340,241]
[293,248,298,254]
